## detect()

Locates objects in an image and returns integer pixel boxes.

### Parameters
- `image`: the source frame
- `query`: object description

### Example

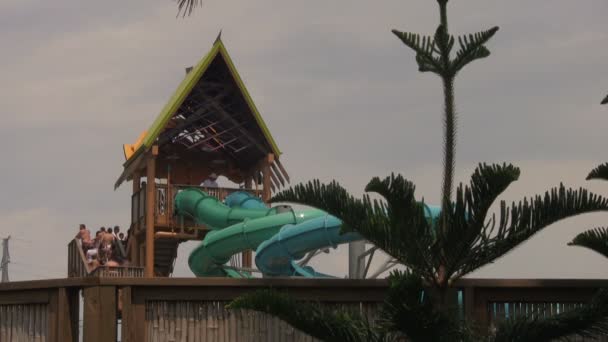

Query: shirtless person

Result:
[75,224,92,249]
[100,228,115,263]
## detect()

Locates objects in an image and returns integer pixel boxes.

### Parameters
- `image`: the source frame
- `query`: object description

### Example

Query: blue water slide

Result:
[255,203,442,277]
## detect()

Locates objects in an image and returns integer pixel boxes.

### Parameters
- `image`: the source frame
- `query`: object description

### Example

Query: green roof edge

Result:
[216,41,282,157]
[135,38,281,158]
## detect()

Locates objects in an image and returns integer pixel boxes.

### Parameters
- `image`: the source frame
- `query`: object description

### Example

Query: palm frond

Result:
[451,27,499,73]
[569,227,608,259]
[377,271,472,342]
[176,0,201,16]
[492,289,608,342]
[391,30,443,74]
[601,94,608,105]
[457,185,608,277]
[587,162,608,181]
[438,164,520,280]
[228,290,386,342]
[271,177,437,279]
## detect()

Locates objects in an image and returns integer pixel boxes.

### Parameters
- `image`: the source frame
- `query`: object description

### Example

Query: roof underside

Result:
[114,40,288,189]
[159,55,272,168]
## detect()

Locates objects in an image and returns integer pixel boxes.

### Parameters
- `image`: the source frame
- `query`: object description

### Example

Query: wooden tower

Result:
[114,38,289,277]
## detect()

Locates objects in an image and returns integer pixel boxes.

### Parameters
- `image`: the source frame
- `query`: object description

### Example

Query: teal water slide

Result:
[255,204,441,277]
[175,188,441,278]
[175,189,326,277]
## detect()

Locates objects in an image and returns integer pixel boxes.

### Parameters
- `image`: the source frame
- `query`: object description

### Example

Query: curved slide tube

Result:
[188,208,327,276]
[255,214,360,277]
[174,188,276,229]
[255,204,442,277]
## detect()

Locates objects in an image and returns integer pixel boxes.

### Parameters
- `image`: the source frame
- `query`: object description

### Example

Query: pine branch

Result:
[176,0,201,16]
[391,30,443,74]
[377,271,472,342]
[492,289,608,342]
[451,27,499,73]
[271,178,437,280]
[457,185,608,277]
[228,290,386,342]
[438,164,521,280]
[569,227,608,259]
[587,162,608,181]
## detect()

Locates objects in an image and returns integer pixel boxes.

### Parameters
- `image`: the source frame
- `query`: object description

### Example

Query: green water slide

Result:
[174,189,326,277]
[174,188,280,229]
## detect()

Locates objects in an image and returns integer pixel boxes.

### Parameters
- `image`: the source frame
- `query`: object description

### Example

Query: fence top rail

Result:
[454,278,608,288]
[2,277,608,292]
[0,276,388,291]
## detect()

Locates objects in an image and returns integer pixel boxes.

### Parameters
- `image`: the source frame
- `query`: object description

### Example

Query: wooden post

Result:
[145,146,158,278]
[463,286,475,322]
[241,170,255,268]
[262,153,274,202]
[121,286,146,342]
[131,171,141,265]
[48,287,79,342]
[83,286,117,342]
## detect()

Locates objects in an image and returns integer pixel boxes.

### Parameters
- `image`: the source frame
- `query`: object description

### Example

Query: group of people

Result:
[75,224,130,269]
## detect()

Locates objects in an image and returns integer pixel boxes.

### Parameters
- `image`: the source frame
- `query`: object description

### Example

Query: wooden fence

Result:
[0,277,607,342]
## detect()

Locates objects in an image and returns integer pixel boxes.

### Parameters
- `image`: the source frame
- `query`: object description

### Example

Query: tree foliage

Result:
[228,290,387,342]
[493,289,608,342]
[230,0,608,340]
[176,0,201,16]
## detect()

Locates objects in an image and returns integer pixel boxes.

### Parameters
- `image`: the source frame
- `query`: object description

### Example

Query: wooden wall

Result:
[0,285,80,342]
[145,301,380,342]
[1,278,608,342]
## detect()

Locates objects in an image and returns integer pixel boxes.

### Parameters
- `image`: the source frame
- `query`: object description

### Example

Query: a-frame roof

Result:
[114,38,287,189]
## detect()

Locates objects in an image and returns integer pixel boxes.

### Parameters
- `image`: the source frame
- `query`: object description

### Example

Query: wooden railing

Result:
[2,277,608,342]
[67,239,90,277]
[90,266,144,278]
[457,278,608,341]
[67,239,144,279]
[131,184,263,229]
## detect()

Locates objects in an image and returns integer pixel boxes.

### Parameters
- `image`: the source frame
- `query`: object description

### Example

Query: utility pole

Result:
[1,236,10,283]
[348,240,365,279]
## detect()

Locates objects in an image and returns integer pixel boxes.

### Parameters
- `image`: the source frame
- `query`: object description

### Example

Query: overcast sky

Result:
[1,0,607,281]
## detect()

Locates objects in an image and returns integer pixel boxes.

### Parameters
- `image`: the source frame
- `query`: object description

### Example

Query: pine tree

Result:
[230,1,608,340]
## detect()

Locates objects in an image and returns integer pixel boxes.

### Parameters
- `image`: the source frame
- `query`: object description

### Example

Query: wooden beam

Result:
[275,158,290,183]
[204,96,269,155]
[270,162,285,187]
[145,147,158,278]
[130,171,141,265]
[269,168,282,189]
[262,154,273,202]
[83,286,117,342]
[48,287,78,342]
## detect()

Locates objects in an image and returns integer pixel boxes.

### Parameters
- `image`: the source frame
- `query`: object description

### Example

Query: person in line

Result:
[75,224,92,250]
[201,172,219,188]
[118,232,125,241]
[86,231,103,262]
[99,228,115,263]
[88,253,101,270]
[113,226,120,239]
